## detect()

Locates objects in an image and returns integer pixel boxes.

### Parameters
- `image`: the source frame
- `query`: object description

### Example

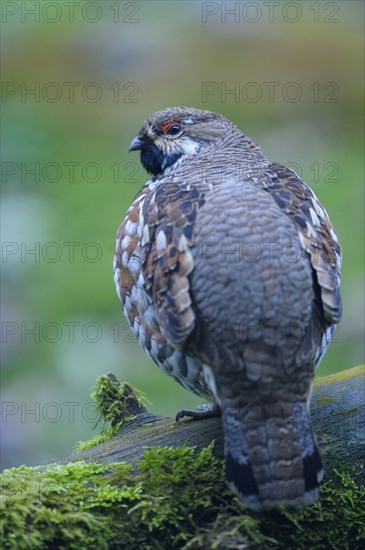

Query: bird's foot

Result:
[175,402,221,422]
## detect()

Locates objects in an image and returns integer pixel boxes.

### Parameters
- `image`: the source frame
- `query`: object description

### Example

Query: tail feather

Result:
[222,402,323,511]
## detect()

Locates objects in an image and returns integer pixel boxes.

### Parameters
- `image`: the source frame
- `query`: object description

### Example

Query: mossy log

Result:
[2,366,364,550]
[60,365,365,483]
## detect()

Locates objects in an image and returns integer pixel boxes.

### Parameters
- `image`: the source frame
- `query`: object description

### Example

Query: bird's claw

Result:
[175,403,221,422]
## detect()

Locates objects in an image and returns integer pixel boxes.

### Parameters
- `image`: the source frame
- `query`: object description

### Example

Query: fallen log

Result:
[1,365,364,550]
[59,364,365,483]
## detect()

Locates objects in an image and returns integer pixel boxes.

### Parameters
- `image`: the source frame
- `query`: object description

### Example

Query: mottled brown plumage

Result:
[114,107,342,510]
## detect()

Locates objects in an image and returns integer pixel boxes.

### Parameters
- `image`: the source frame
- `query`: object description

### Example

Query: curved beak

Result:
[128,135,146,152]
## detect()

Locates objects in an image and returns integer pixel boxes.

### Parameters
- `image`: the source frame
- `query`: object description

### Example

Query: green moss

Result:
[315,364,364,386]
[316,396,335,407]
[74,429,124,452]
[259,470,365,550]
[3,374,363,548]
[90,374,145,427]
[0,461,135,550]
[1,447,364,550]
[73,375,145,452]
[0,444,252,549]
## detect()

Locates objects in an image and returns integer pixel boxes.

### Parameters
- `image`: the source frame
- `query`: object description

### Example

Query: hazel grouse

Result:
[114,107,342,510]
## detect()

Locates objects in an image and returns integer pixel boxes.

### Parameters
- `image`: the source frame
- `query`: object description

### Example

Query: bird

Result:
[113,107,342,511]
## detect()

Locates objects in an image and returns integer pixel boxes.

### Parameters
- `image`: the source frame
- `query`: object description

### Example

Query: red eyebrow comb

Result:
[161,120,180,133]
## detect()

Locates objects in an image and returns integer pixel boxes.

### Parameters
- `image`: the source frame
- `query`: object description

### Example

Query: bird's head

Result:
[128,107,236,177]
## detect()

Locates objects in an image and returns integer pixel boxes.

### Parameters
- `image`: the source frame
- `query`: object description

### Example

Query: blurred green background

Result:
[1,1,364,470]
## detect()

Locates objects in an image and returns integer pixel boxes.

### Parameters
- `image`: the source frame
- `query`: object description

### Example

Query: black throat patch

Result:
[140,143,183,177]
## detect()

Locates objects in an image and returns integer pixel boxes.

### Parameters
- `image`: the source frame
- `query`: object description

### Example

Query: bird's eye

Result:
[166,124,181,135]
[161,121,182,136]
